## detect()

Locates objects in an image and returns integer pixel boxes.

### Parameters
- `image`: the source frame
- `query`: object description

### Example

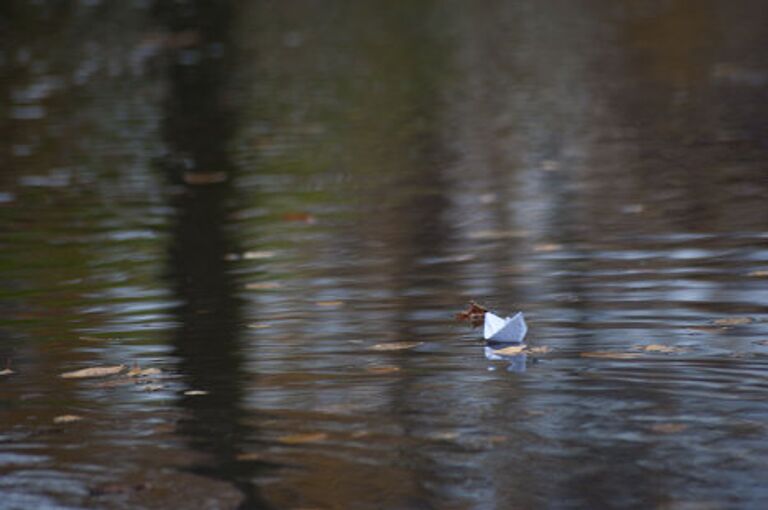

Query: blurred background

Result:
[1,1,768,509]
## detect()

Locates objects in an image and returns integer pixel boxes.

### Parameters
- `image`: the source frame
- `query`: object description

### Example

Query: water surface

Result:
[2,1,768,509]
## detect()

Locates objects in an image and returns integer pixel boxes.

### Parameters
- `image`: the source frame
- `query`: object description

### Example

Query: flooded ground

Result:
[2,1,768,509]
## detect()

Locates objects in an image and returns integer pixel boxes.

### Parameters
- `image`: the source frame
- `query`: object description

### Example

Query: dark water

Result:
[2,1,768,509]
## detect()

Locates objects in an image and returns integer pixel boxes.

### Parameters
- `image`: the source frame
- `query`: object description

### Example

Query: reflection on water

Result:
[2,1,768,508]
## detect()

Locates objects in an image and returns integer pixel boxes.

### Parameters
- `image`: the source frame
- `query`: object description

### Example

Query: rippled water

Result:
[2,1,768,509]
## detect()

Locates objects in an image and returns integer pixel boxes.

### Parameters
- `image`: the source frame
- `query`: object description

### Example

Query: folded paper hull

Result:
[483,311,527,343]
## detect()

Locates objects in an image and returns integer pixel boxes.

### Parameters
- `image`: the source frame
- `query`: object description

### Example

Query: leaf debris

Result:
[53,415,83,424]
[369,342,422,352]
[278,432,328,445]
[455,301,488,327]
[60,365,126,379]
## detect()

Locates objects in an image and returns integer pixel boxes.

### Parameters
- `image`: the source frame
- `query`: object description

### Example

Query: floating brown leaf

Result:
[580,352,642,360]
[713,317,753,326]
[369,342,422,352]
[53,415,83,424]
[278,432,328,445]
[126,366,162,378]
[467,230,528,240]
[60,365,126,379]
[245,282,282,290]
[365,365,401,374]
[748,270,768,277]
[533,243,562,252]
[455,301,488,327]
[634,344,688,354]
[236,452,265,462]
[526,346,552,355]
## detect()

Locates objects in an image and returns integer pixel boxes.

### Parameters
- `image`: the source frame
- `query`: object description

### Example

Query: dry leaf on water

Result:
[236,452,265,462]
[526,346,552,355]
[455,301,487,327]
[0,368,14,376]
[126,366,162,378]
[365,365,401,374]
[184,390,209,396]
[580,352,642,360]
[242,250,276,260]
[245,282,282,290]
[278,432,328,445]
[533,243,562,252]
[713,317,753,326]
[748,270,768,277]
[60,365,126,379]
[634,344,688,354]
[468,230,528,240]
[369,342,422,352]
[53,415,83,424]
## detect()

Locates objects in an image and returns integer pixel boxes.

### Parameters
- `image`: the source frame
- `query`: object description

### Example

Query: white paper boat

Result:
[483,311,527,343]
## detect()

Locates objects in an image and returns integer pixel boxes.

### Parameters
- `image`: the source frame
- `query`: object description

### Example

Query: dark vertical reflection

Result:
[154,2,271,508]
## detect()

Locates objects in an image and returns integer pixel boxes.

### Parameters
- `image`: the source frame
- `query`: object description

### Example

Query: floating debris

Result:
[455,301,487,327]
[713,317,753,326]
[60,365,126,379]
[53,415,83,424]
[369,342,422,352]
[278,432,328,445]
[365,365,401,374]
[184,390,209,396]
[126,365,162,378]
[633,344,689,354]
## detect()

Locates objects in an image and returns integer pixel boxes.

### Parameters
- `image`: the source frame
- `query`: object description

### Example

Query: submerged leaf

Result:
[491,344,526,356]
[60,365,126,379]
